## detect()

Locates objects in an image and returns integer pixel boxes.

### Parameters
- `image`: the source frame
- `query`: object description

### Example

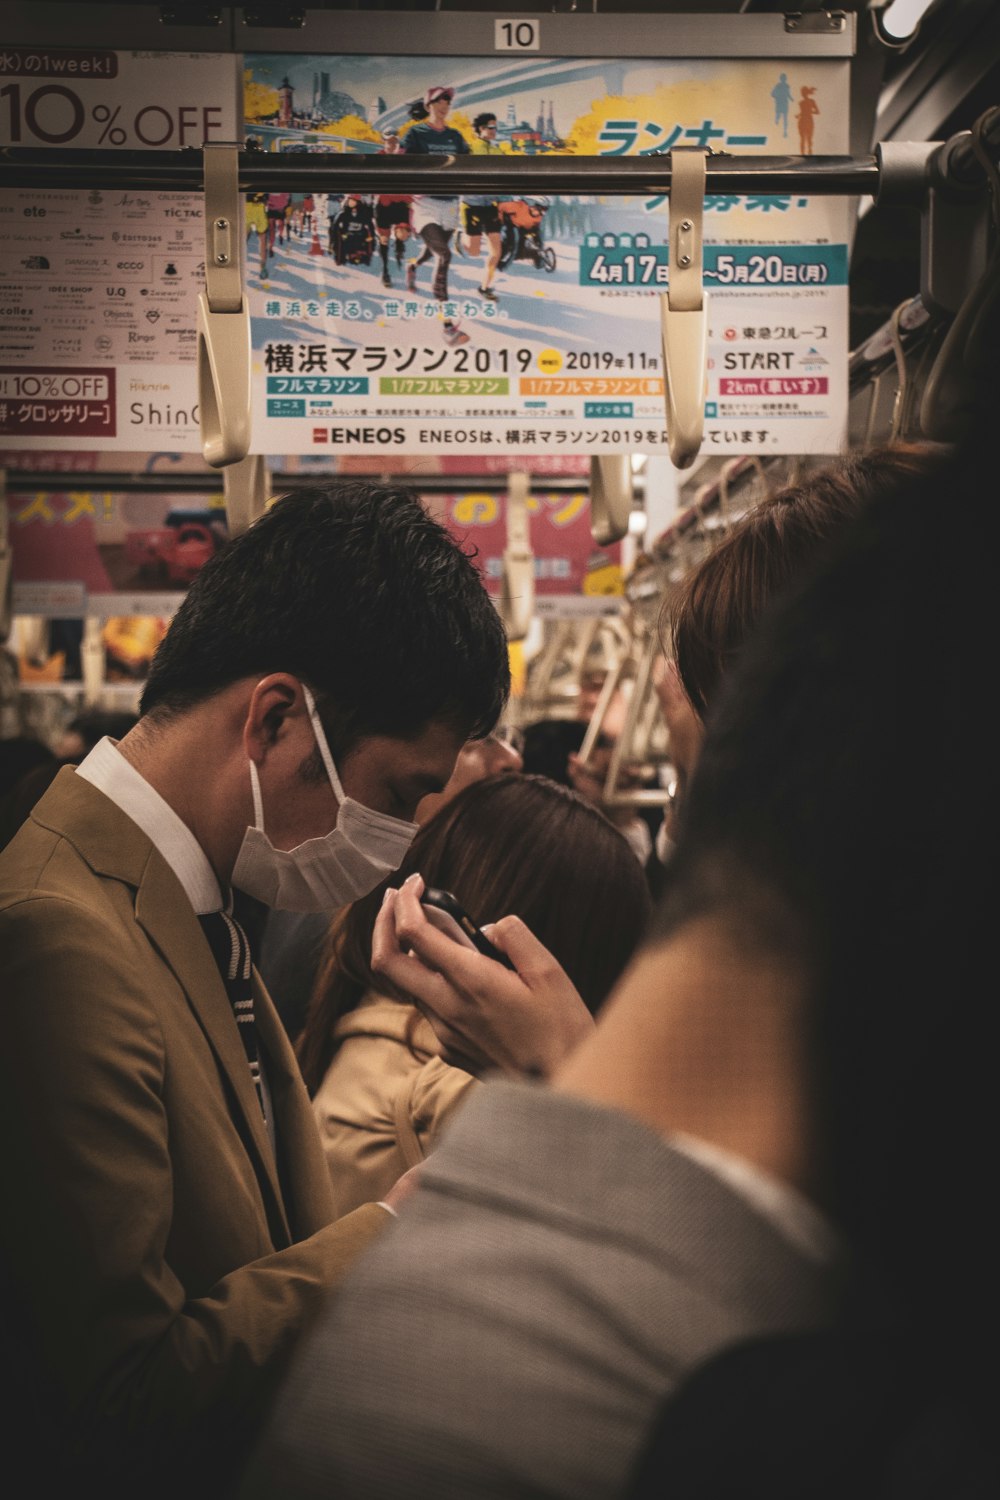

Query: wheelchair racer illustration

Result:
[332,194,376,266]
[497,195,557,274]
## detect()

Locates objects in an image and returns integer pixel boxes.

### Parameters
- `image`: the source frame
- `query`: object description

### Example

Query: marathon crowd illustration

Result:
[245,80,587,347]
[240,56,845,452]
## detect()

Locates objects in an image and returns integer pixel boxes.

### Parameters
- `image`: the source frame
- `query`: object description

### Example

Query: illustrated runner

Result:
[375,128,413,288]
[458,112,504,303]
[403,86,471,347]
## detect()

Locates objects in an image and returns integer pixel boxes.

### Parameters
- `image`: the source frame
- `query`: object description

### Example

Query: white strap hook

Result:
[222,454,271,538]
[81,617,105,708]
[589,454,633,546]
[500,470,535,642]
[197,144,252,468]
[660,148,709,470]
[0,471,12,643]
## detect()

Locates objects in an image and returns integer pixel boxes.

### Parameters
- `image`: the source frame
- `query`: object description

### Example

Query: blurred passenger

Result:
[0,735,59,852]
[519,716,586,784]
[576,665,627,735]
[0,734,55,797]
[297,773,650,1217]
[567,733,654,865]
[0,756,75,853]
[54,707,139,761]
[572,661,659,866]
[241,438,989,1499]
[412,724,522,822]
[0,710,135,851]
[658,444,931,846]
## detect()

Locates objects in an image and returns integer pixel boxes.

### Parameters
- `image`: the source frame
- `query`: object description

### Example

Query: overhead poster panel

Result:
[244,51,850,457]
[0,47,239,451]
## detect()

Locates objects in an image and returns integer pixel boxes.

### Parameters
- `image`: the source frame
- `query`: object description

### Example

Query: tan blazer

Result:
[0,769,386,1499]
[314,992,477,1219]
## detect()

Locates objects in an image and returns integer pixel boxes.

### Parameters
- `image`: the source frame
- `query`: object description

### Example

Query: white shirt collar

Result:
[669,1130,840,1264]
[76,737,224,915]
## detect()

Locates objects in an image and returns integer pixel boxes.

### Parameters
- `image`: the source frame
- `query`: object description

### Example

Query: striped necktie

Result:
[197,907,267,1123]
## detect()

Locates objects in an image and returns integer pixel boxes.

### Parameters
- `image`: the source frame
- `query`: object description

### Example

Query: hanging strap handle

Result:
[81,617,105,708]
[222,454,271,538]
[589,454,633,545]
[0,473,11,643]
[500,470,535,642]
[197,144,252,468]
[660,148,709,470]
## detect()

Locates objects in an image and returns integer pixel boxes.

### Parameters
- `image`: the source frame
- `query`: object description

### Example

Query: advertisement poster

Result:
[303,452,592,478]
[244,52,850,456]
[435,488,622,608]
[0,48,239,451]
[8,484,227,619]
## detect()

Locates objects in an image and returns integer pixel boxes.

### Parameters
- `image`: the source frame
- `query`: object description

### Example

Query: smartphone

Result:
[419,887,515,970]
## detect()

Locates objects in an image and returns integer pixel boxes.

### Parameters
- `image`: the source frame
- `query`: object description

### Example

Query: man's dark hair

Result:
[473,113,498,133]
[141,482,509,755]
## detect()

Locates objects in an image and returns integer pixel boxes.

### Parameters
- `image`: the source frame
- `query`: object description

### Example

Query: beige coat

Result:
[0,769,386,1499]
[313,992,477,1218]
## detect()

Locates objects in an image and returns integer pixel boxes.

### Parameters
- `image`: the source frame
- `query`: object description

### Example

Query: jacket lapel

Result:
[251,977,338,1239]
[34,770,292,1245]
[134,855,292,1246]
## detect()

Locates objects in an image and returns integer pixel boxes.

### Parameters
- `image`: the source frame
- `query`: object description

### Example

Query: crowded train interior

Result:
[1,2,997,1496]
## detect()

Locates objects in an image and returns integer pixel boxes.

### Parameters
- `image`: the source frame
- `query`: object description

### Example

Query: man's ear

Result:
[242,675,303,763]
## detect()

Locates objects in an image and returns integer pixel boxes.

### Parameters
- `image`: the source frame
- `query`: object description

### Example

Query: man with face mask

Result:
[0,481,509,1500]
[258,720,525,1042]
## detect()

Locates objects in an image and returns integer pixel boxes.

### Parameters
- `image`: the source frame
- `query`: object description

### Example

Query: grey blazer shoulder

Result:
[243,1079,836,1500]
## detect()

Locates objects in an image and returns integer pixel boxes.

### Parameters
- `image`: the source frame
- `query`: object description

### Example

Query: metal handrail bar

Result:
[0,471,591,494]
[0,146,884,197]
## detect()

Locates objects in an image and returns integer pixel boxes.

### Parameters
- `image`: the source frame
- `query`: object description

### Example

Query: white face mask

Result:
[231,685,419,912]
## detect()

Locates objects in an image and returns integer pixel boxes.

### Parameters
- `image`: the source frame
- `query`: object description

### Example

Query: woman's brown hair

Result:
[664,446,933,721]
[296,773,652,1095]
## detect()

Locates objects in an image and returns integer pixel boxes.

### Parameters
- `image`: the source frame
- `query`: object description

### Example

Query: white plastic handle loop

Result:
[602,628,667,809]
[0,473,11,642]
[198,144,251,468]
[577,653,626,767]
[222,454,271,538]
[589,454,632,546]
[81,617,105,708]
[660,147,709,471]
[500,470,535,642]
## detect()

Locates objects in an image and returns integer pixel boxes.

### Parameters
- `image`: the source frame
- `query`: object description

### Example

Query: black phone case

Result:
[420,887,516,969]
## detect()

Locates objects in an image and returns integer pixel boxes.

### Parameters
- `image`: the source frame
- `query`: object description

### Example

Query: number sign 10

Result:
[495,19,540,51]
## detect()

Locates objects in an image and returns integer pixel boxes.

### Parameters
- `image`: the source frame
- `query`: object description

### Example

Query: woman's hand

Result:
[371,874,594,1078]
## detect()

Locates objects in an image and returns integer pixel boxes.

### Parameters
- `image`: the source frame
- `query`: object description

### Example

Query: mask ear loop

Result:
[248,759,266,832]
[301,683,347,805]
